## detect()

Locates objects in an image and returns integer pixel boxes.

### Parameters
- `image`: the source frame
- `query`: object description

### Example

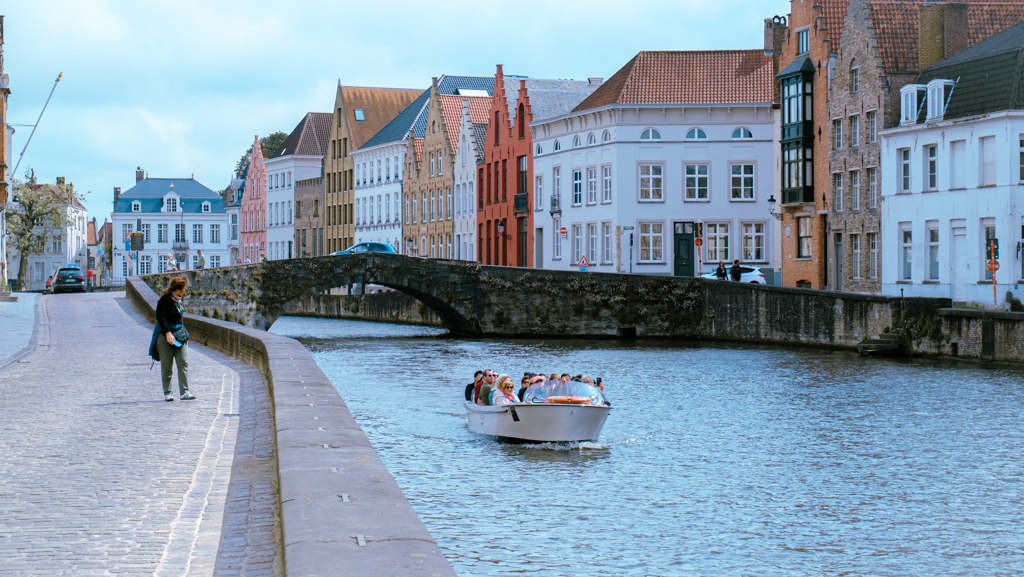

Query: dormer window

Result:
[131,201,141,212]
[926,79,955,122]
[165,197,178,212]
[202,201,211,213]
[901,84,926,126]
[684,128,706,140]
[641,128,662,140]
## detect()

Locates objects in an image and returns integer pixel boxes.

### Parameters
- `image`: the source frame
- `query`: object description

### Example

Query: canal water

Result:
[271,316,1024,576]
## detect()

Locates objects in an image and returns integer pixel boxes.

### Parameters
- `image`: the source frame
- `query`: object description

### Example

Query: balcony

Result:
[549,195,561,215]
[514,193,528,214]
[782,187,815,205]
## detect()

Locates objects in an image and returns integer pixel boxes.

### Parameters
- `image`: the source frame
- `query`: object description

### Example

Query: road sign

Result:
[130,232,145,251]
[694,237,703,247]
[987,239,999,259]
[622,226,634,231]
[576,255,591,268]
[560,226,567,236]
[987,259,999,272]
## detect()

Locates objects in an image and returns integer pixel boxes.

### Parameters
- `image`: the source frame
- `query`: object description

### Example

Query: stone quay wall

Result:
[911,309,1024,362]
[283,291,442,327]
[126,276,456,577]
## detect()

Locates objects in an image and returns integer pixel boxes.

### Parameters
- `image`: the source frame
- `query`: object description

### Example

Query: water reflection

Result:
[272,316,1024,577]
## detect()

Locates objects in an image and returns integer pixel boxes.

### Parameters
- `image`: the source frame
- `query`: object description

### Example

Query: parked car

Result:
[52,266,87,294]
[331,242,397,255]
[701,266,766,284]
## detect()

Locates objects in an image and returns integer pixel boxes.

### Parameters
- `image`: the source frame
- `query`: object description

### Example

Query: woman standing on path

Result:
[150,276,195,401]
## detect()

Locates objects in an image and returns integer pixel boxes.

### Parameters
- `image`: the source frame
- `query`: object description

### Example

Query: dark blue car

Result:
[331,242,397,255]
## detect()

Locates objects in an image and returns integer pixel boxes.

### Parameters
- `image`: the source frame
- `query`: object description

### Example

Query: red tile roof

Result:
[342,86,423,150]
[573,50,774,112]
[438,94,492,142]
[821,0,851,53]
[869,1,1024,73]
[87,220,97,245]
[413,138,424,162]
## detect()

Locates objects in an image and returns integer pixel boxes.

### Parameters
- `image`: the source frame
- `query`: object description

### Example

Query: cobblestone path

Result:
[0,292,282,576]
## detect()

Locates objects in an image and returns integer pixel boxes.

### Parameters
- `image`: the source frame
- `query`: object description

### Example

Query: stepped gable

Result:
[499,77,598,124]
[411,75,496,138]
[572,50,773,112]
[821,0,851,53]
[471,123,488,163]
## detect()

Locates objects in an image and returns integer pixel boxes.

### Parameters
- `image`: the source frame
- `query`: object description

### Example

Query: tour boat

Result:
[464,380,612,443]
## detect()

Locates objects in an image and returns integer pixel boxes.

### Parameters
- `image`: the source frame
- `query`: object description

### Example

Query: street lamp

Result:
[766,194,784,221]
[496,219,511,265]
[405,237,413,256]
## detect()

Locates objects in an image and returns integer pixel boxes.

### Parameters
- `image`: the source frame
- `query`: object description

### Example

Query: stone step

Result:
[0,296,19,302]
[877,333,900,341]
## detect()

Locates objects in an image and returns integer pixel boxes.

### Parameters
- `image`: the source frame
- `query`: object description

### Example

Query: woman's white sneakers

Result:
[165,395,174,402]
[181,392,196,400]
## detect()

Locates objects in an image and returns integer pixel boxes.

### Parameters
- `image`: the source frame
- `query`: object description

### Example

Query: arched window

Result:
[518,103,525,138]
[385,193,391,220]
[536,144,543,155]
[587,133,596,145]
[573,135,582,148]
[640,128,662,140]
[732,127,753,139]
[602,130,611,143]
[461,136,467,167]
[385,157,390,180]
[377,159,382,181]
[553,140,561,152]
[394,155,400,178]
[685,128,707,140]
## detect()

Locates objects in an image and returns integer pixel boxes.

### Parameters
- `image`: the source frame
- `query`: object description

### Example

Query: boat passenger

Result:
[560,373,571,383]
[491,375,518,406]
[549,373,560,382]
[466,371,483,401]
[521,375,545,402]
[476,370,497,405]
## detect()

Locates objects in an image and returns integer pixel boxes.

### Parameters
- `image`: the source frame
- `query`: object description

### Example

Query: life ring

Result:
[546,396,591,404]
[546,396,571,403]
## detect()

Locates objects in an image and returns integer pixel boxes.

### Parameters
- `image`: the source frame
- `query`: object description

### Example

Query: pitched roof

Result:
[87,220,97,245]
[360,88,431,149]
[821,0,851,53]
[471,122,488,163]
[114,177,224,213]
[501,78,599,124]
[439,94,491,143]
[32,183,86,211]
[411,75,496,138]
[918,17,1024,121]
[341,86,423,150]
[869,1,1024,73]
[572,50,773,112]
[272,112,332,158]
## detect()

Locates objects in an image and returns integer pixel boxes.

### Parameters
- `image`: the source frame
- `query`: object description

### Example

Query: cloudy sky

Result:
[4,0,787,220]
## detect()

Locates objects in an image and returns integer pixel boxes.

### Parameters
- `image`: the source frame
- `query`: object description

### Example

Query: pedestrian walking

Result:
[166,253,177,272]
[149,276,195,401]
[730,259,742,281]
[715,261,728,280]
[196,249,206,270]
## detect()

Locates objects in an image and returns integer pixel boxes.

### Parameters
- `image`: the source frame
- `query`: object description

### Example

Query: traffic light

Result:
[987,239,999,259]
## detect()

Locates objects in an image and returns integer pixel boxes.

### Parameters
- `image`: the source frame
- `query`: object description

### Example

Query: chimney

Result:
[136,166,144,183]
[943,3,970,59]
[918,3,946,71]
[114,186,121,205]
[588,77,604,86]
[56,176,65,186]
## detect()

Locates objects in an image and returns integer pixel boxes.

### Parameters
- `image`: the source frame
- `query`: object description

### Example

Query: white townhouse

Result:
[530,51,779,278]
[881,21,1024,306]
[263,112,331,260]
[223,175,243,265]
[8,176,88,291]
[351,90,426,251]
[110,170,229,281]
[453,98,485,260]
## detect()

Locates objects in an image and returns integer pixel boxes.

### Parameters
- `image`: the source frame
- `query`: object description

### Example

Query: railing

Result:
[550,195,561,214]
[514,193,528,214]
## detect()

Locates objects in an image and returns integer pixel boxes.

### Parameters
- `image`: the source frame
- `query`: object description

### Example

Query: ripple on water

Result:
[272,316,1024,577]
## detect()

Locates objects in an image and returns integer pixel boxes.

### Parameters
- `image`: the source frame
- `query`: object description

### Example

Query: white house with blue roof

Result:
[111,170,230,282]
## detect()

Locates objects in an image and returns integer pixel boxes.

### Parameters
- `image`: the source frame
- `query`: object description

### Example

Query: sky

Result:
[3,0,789,221]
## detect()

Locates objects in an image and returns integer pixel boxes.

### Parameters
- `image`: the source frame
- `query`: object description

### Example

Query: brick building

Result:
[827,0,1024,293]
[240,135,266,263]
[770,0,848,289]
[293,176,324,257]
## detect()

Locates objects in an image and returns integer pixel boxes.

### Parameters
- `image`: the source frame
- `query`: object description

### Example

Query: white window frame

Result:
[601,222,612,264]
[980,136,996,187]
[705,222,730,261]
[131,201,141,212]
[586,223,597,264]
[927,226,939,280]
[741,222,765,262]
[867,111,877,143]
[869,232,878,279]
[553,167,561,208]
[730,163,755,201]
[553,217,562,260]
[572,170,583,205]
[586,168,597,204]
[639,163,664,201]
[638,221,664,263]
[900,224,913,280]
[535,175,543,210]
[211,223,221,244]
[685,164,709,201]
[158,223,167,243]
[833,172,844,212]
[851,170,860,211]
[925,145,938,190]
[797,28,809,55]
[850,115,859,148]
[572,224,583,264]
[899,149,912,192]
[833,119,843,150]
[868,167,877,208]
[601,166,612,203]
[192,224,203,244]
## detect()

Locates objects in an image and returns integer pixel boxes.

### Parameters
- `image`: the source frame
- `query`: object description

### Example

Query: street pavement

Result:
[0,292,282,576]
[0,292,40,371]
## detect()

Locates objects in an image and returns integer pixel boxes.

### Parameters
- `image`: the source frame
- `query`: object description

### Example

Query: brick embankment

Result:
[0,291,278,576]
[126,276,457,577]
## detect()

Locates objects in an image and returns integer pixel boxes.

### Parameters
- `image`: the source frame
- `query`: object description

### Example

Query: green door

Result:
[674,222,695,277]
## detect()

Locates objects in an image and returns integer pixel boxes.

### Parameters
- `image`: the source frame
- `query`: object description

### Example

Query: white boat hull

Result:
[464,401,611,442]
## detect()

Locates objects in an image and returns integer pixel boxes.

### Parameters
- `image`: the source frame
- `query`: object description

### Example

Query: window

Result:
[140,255,151,275]
[193,224,203,244]
[685,128,706,140]
[553,217,562,259]
[536,144,543,155]
[602,166,612,203]
[447,188,452,219]
[587,223,597,264]
[851,234,861,279]
[572,224,582,263]
[553,140,561,152]
[175,223,185,243]
[639,164,663,201]
[980,136,996,186]
[602,130,611,143]
[602,222,612,263]
[412,194,418,224]
[742,222,764,261]
[288,200,293,223]
[985,225,997,280]
[901,226,913,280]
[851,170,860,211]
[535,176,543,210]
[230,215,237,240]
[166,197,178,212]
[211,224,221,244]
[430,191,436,221]
[587,133,596,146]
[704,223,728,261]
[797,216,811,258]
[573,170,583,205]
[587,168,597,204]
[832,119,843,150]
[573,135,582,148]
[833,172,843,211]
[867,111,877,143]
[640,128,662,140]
[684,162,708,200]
[926,145,937,190]
[851,67,859,93]
[295,201,302,219]
[438,151,443,175]
[732,127,753,139]
[730,164,754,200]
[639,222,664,262]
[138,223,150,244]
[553,167,561,207]
[1019,137,1024,181]
[158,223,168,243]
[131,201,141,212]
[52,236,62,254]
[354,108,365,121]
[950,140,966,188]
[869,233,878,279]
[900,149,911,192]
[430,152,435,177]
[850,115,859,148]
[928,227,939,280]
[210,255,220,268]
[797,29,809,55]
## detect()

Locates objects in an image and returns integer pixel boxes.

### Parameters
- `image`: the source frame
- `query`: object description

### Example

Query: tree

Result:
[234,131,288,178]
[7,175,79,289]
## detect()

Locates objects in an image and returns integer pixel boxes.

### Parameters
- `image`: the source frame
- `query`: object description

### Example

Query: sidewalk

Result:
[0,292,281,576]
[0,293,39,370]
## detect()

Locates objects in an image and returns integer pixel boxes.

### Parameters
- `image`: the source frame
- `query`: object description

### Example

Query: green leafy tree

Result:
[234,131,288,178]
[7,175,79,289]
